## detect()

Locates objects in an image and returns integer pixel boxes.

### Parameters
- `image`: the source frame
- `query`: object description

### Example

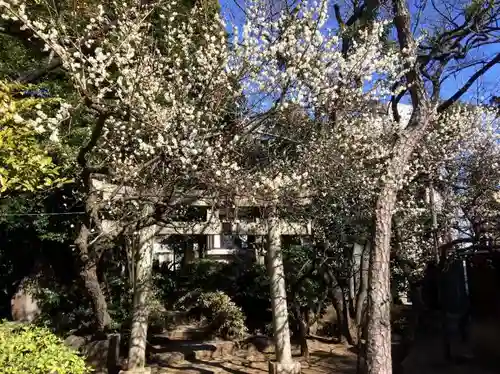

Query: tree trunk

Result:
[342,291,359,346]
[75,222,111,332]
[366,187,397,374]
[346,306,359,346]
[75,161,112,332]
[365,113,434,373]
[363,0,498,365]
[355,243,369,374]
[326,266,357,346]
[356,242,370,328]
[330,282,357,345]
[365,0,435,361]
[267,213,300,373]
[127,207,156,371]
[81,263,111,331]
[267,215,293,363]
[292,305,310,360]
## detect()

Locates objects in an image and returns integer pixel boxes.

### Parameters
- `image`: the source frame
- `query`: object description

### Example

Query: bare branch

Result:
[437,52,500,113]
[18,57,62,83]
[77,112,108,168]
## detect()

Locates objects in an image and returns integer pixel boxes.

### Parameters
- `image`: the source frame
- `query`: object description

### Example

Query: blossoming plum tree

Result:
[366,0,500,368]
[2,0,228,330]
[2,0,404,368]
[225,3,409,371]
[3,0,499,372]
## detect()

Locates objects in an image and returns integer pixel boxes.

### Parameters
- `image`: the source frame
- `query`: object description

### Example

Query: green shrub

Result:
[198,291,248,340]
[155,259,272,333]
[112,284,168,340]
[147,287,168,333]
[0,320,92,374]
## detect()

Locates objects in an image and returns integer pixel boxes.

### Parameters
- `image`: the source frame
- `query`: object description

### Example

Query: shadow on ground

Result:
[147,338,358,374]
[401,319,500,374]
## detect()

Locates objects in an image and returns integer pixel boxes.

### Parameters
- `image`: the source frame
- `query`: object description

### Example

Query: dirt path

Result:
[148,339,358,374]
[147,319,500,374]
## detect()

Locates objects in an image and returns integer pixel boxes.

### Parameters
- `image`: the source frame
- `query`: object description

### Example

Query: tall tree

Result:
[0,0,222,333]
[364,0,500,372]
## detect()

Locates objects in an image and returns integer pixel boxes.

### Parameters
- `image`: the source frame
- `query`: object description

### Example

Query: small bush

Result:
[148,287,168,333]
[0,320,92,374]
[155,259,272,333]
[173,288,203,312]
[199,291,248,340]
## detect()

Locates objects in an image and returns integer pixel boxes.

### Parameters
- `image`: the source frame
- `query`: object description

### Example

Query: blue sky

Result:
[406,0,500,104]
[218,0,499,106]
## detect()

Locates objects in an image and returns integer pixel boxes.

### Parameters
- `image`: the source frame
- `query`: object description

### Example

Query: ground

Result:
[401,317,500,374]
[142,318,500,374]
[401,336,498,374]
[147,338,358,374]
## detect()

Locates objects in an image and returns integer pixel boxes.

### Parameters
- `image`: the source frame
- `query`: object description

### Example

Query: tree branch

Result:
[437,52,500,113]
[77,112,108,168]
[393,0,426,110]
[13,19,118,83]
[18,57,62,83]
[390,88,406,122]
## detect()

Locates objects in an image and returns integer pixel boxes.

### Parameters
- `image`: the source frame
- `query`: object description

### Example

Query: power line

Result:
[0,212,85,217]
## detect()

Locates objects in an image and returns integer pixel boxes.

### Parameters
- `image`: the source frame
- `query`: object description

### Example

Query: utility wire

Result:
[0,212,85,217]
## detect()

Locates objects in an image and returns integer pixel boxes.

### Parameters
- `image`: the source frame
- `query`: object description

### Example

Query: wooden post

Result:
[121,206,156,374]
[267,213,301,374]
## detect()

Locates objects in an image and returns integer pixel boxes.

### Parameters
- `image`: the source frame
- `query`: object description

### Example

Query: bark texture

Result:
[75,113,112,332]
[366,112,434,373]
[366,187,397,374]
[127,209,156,370]
[365,0,434,372]
[267,214,294,365]
[75,212,111,332]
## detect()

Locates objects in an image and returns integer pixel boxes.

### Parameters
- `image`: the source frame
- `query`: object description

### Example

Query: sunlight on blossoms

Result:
[2,0,490,216]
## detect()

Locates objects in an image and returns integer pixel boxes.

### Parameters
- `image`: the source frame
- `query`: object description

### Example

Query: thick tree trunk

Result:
[81,263,111,331]
[365,101,433,374]
[365,115,434,373]
[364,0,434,362]
[127,209,156,372]
[267,214,301,374]
[75,159,113,333]
[267,215,293,362]
[363,0,497,366]
[75,223,111,332]
[366,188,397,374]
